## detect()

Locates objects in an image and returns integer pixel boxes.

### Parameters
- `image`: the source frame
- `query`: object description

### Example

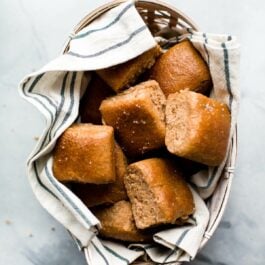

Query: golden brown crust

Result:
[79,73,114,124]
[165,90,231,166]
[99,80,166,157]
[92,201,151,242]
[150,40,212,97]
[71,143,128,207]
[52,124,116,184]
[96,45,162,92]
[124,158,195,229]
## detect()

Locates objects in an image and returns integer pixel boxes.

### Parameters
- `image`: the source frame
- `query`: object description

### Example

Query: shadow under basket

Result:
[62,0,238,264]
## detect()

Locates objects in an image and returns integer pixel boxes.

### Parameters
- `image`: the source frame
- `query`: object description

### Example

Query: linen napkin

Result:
[19,0,240,264]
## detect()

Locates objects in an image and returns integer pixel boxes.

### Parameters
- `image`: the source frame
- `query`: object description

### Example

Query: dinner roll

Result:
[96,45,161,92]
[52,124,116,184]
[165,90,231,166]
[92,201,151,242]
[150,40,212,97]
[124,158,194,229]
[99,80,166,157]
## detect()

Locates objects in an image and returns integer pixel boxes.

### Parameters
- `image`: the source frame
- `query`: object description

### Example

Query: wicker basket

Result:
[63,0,237,264]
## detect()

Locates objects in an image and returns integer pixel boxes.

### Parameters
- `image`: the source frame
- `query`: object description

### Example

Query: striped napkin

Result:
[18,1,240,264]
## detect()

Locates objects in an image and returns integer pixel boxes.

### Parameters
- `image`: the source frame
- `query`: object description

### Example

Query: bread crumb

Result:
[34,136,39,141]
[5,219,12,225]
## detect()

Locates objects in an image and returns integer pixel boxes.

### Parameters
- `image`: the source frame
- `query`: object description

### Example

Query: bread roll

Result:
[96,45,161,92]
[52,124,116,184]
[79,73,114,124]
[124,158,194,229]
[92,201,151,242]
[100,80,166,157]
[150,40,212,97]
[72,143,128,207]
[165,90,231,166]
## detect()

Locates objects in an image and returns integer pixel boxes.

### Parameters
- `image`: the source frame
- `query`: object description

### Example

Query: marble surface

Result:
[1,0,265,264]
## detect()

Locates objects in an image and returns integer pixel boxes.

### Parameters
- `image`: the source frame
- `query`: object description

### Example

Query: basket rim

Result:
[134,0,199,29]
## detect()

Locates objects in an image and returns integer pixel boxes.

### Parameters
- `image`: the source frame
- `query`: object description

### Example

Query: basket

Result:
[62,0,237,264]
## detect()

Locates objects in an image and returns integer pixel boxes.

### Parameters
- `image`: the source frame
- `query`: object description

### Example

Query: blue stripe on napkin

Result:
[67,25,147,58]
[73,2,134,40]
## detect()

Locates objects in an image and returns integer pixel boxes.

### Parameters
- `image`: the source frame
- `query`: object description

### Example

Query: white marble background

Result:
[1,0,265,264]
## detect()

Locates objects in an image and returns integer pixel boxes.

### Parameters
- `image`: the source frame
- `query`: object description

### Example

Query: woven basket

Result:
[63,0,237,264]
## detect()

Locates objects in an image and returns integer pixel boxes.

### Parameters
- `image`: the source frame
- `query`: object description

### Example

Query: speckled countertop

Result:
[1,0,265,264]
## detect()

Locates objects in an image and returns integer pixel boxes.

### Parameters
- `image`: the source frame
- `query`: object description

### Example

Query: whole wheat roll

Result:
[52,124,116,184]
[165,90,231,166]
